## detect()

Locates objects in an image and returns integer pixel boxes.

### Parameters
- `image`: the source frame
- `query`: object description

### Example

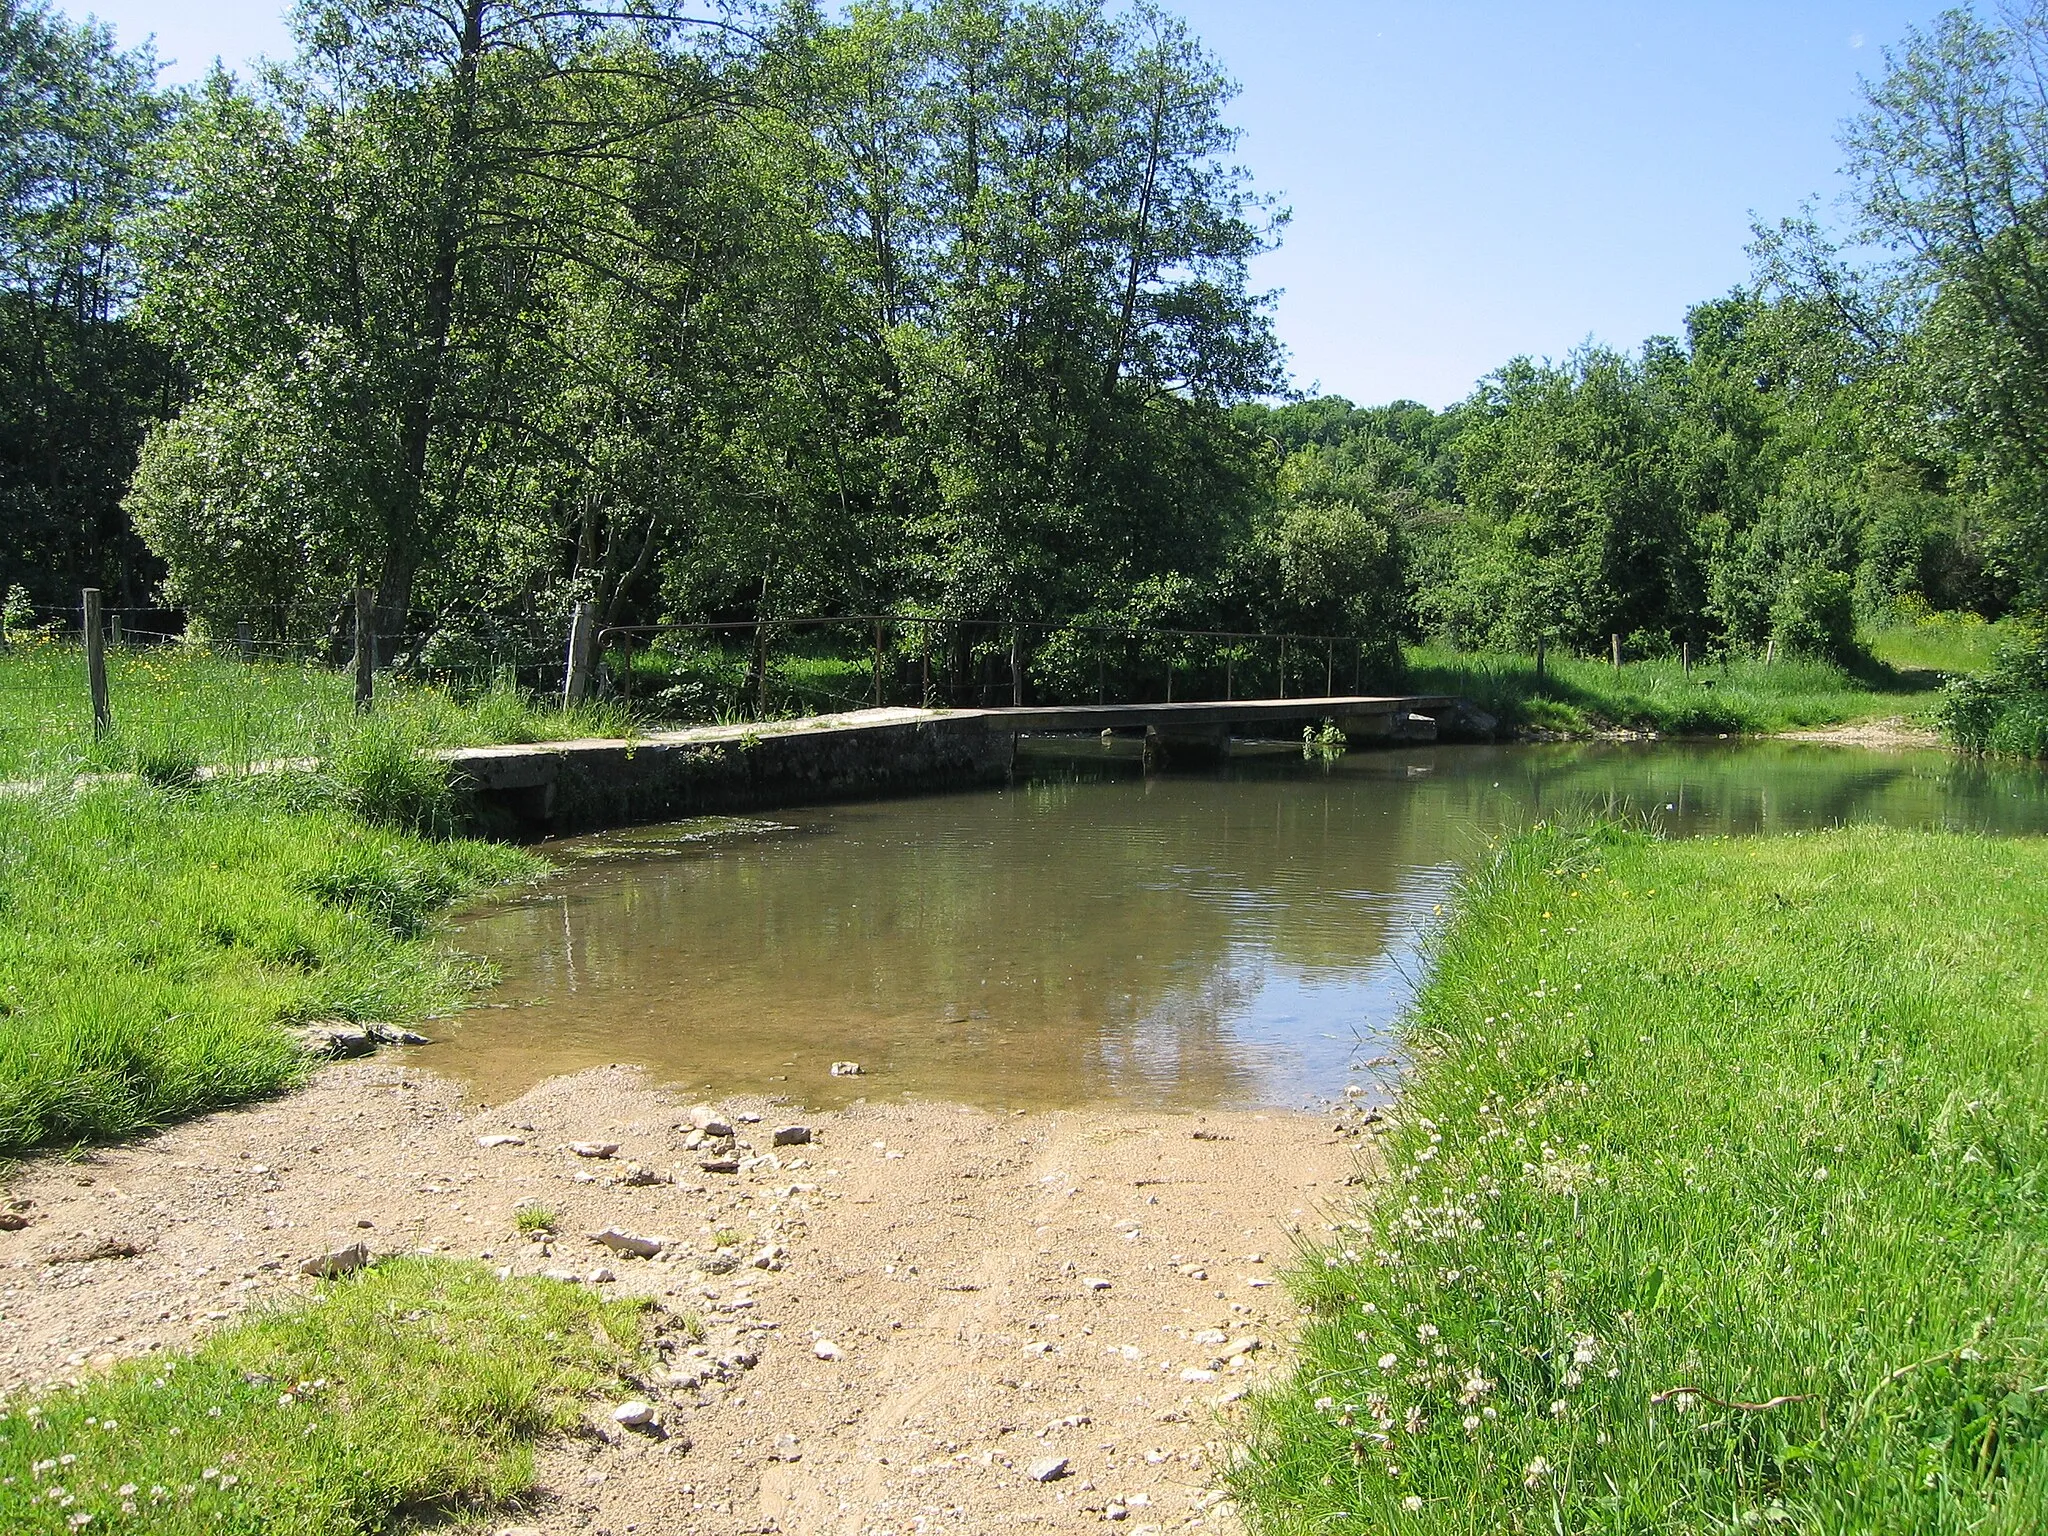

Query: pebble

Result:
[612,1400,657,1427]
[298,1242,369,1279]
[752,1244,786,1270]
[620,1164,671,1186]
[1217,1336,1262,1361]
[1027,1455,1069,1482]
[570,1142,619,1159]
[772,1125,812,1147]
[589,1267,616,1284]
[541,1268,583,1283]
[830,1061,863,1076]
[312,1028,374,1059]
[591,1228,663,1259]
[813,1339,843,1360]
[477,1134,525,1149]
[1180,1367,1219,1383]
[1082,1276,1111,1291]
[699,1158,741,1175]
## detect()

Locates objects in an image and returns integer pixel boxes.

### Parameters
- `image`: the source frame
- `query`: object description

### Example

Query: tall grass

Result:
[0,781,541,1153]
[0,1258,650,1535]
[1234,824,2048,1532]
[1405,644,1944,735]
[0,637,633,782]
[1868,612,2009,677]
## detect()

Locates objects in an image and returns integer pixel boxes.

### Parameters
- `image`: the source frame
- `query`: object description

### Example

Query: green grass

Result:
[0,637,633,783]
[0,779,542,1153]
[1868,613,2010,678]
[512,1205,561,1236]
[0,1258,652,1535]
[1235,824,2048,1533]
[1404,644,1944,736]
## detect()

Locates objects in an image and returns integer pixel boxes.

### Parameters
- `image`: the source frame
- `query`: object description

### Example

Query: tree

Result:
[0,0,172,608]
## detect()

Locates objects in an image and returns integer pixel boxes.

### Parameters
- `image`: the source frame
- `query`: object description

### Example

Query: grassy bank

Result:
[0,1258,651,1534]
[1236,824,2048,1532]
[1404,646,1948,737]
[0,778,541,1154]
[0,638,631,782]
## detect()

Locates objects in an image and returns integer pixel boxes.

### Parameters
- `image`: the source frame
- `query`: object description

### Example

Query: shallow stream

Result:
[428,739,2048,1111]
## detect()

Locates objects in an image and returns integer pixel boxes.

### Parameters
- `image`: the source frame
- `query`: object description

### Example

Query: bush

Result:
[1770,566,1861,666]
[1935,622,2048,756]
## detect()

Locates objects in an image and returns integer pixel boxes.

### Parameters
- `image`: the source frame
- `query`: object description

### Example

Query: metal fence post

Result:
[563,600,597,707]
[82,588,111,738]
[353,587,374,712]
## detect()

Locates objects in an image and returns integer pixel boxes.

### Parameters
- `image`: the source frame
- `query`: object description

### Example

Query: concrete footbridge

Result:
[448,694,1496,833]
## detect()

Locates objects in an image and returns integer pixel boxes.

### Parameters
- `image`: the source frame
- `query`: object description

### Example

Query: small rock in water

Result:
[312,1028,374,1060]
[366,1024,431,1045]
[570,1141,619,1159]
[830,1061,863,1077]
[773,1125,812,1146]
[813,1338,843,1360]
[1027,1455,1069,1482]
[591,1228,663,1259]
[298,1242,369,1279]
[477,1134,525,1149]
[611,1400,657,1427]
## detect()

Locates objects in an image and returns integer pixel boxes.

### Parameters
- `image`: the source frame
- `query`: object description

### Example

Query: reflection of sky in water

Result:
[430,741,2048,1112]
[1100,865,1460,1108]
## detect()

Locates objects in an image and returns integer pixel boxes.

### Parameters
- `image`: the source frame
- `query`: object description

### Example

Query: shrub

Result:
[1770,566,1861,666]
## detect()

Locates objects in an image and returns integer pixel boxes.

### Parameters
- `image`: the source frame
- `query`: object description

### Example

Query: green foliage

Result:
[1936,623,2048,756]
[0,0,173,606]
[0,1258,649,1535]
[1234,825,2048,1531]
[0,780,539,1153]
[1770,565,1863,666]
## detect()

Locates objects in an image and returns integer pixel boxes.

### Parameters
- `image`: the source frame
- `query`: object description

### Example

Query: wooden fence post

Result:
[1224,651,1232,701]
[872,618,885,708]
[1325,638,1334,697]
[353,587,374,713]
[1682,640,1692,676]
[1765,636,1777,665]
[1611,633,1622,669]
[562,600,597,707]
[237,620,253,660]
[109,612,122,648]
[1277,634,1287,699]
[82,588,111,738]
[1010,626,1023,706]
[1535,634,1547,680]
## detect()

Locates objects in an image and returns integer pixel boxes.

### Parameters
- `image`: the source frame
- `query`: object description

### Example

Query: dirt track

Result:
[0,1062,1376,1534]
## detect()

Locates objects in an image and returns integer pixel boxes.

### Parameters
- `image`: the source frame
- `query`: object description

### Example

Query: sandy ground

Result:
[1773,719,1943,749]
[0,1062,1378,1535]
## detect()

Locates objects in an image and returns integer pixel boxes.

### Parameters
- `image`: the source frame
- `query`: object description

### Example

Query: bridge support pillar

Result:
[1144,722,1231,769]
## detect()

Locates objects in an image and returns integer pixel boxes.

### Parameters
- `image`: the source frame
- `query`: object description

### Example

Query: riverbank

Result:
[0,1064,1360,1534]
[1233,823,2048,1531]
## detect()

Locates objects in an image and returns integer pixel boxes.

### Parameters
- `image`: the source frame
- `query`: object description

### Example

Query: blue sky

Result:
[82,0,1941,407]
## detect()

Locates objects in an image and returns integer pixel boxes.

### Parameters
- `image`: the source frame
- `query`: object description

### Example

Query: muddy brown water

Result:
[423,738,2048,1111]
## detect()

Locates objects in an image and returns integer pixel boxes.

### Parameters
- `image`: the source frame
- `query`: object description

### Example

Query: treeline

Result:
[4,0,2048,678]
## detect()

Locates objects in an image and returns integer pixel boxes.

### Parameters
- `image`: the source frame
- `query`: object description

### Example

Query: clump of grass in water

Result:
[1231,822,2048,1530]
[0,1258,648,1535]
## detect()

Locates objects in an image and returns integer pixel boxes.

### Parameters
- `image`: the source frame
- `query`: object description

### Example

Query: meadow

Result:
[0,636,631,783]
[0,778,541,1153]
[1404,645,1952,737]
[1234,823,2048,1532]
[0,1259,652,1535]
